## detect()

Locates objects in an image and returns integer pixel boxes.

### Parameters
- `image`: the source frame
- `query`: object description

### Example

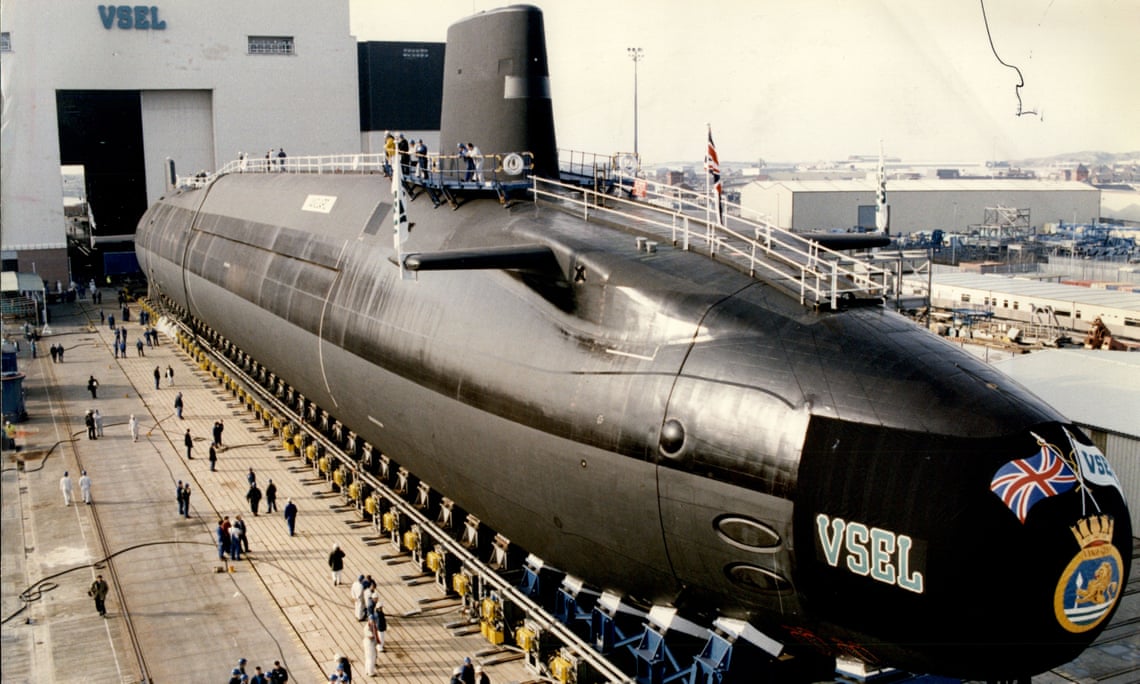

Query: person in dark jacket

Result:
[247,482,262,515]
[284,499,298,536]
[85,410,97,440]
[460,656,475,684]
[88,574,109,616]
[329,544,346,585]
[264,479,277,512]
[217,519,230,559]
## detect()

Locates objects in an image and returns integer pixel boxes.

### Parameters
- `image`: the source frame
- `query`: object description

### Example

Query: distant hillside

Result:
[1016,151,1140,166]
[646,151,1140,172]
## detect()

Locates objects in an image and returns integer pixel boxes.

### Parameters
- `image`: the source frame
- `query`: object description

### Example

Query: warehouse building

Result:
[993,349,1140,532]
[928,272,1140,340]
[1,1,443,287]
[739,178,1101,235]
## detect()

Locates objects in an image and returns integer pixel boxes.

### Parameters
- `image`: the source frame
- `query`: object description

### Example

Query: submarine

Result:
[135,5,1131,680]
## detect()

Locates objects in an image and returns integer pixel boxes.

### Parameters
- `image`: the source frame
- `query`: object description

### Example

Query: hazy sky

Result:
[349,0,1139,164]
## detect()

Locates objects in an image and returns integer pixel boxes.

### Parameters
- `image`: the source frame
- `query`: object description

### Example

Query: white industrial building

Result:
[993,350,1140,533]
[0,0,361,284]
[739,179,1101,235]
[928,272,1140,340]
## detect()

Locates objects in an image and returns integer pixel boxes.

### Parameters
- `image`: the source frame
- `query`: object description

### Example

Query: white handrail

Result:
[177,151,536,190]
[530,175,889,309]
[174,152,888,309]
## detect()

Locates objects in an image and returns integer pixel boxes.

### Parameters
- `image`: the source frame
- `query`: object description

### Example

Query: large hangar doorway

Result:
[55,90,214,283]
[55,90,148,282]
[56,91,148,239]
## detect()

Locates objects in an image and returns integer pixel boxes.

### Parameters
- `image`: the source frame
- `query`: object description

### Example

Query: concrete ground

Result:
[1,294,534,683]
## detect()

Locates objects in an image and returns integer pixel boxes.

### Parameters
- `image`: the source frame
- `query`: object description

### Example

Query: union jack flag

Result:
[990,442,1078,524]
[706,127,724,225]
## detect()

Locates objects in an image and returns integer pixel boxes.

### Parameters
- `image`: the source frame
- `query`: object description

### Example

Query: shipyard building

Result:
[0,1,443,286]
[739,178,1101,235]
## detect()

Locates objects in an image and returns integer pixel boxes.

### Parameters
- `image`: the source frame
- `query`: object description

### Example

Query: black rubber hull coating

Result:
[134,6,1131,680]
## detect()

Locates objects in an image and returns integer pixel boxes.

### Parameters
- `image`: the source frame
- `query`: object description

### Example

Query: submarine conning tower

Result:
[439,4,559,179]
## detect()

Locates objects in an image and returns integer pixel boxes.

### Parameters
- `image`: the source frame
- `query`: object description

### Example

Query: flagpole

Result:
[876,139,888,234]
[705,124,711,241]
[392,155,408,279]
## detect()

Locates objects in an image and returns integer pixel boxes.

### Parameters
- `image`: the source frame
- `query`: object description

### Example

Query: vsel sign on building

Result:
[98,6,167,30]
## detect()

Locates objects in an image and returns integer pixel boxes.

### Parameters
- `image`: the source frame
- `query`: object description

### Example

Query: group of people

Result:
[212,494,298,559]
[47,343,66,362]
[51,294,501,682]
[383,132,430,179]
[457,143,484,183]
[205,421,223,469]
[108,325,134,359]
[327,654,353,682]
[261,148,287,170]
[83,408,104,439]
[228,657,289,684]
[154,364,175,389]
[244,467,279,515]
[175,480,192,517]
[140,326,161,348]
[215,513,251,561]
[448,656,491,684]
[351,574,389,676]
[60,470,93,505]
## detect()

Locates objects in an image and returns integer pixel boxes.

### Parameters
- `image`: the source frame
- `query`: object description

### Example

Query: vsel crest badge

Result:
[990,430,1126,632]
[1054,515,1123,633]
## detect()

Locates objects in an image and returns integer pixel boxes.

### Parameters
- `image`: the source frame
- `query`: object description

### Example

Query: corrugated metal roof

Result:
[748,179,1098,194]
[0,272,47,294]
[993,349,1140,436]
[934,272,1140,311]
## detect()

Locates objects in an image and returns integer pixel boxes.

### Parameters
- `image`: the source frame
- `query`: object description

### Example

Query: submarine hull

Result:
[136,171,1130,678]
[134,6,1131,679]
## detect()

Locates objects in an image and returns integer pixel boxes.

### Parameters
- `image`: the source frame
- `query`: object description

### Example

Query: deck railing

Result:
[177,152,888,309]
[530,175,890,310]
[179,151,536,191]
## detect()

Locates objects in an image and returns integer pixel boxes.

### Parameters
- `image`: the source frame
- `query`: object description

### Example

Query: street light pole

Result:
[627,47,643,158]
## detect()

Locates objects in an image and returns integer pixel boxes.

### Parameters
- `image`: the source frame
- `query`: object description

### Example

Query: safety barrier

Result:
[178,151,536,193]
[530,175,890,311]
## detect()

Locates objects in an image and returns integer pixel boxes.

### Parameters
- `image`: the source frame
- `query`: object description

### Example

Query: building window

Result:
[1012,301,1019,310]
[248,36,294,55]
[960,294,971,303]
[1,32,11,52]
